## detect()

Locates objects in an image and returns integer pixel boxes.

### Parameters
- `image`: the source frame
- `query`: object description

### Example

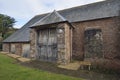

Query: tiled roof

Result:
[3,0,120,42]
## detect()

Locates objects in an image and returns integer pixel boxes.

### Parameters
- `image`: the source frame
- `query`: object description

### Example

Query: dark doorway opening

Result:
[84,29,103,58]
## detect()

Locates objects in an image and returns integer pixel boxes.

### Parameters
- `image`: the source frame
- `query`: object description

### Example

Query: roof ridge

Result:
[53,10,66,21]
[35,0,106,17]
[3,0,120,42]
[31,10,67,27]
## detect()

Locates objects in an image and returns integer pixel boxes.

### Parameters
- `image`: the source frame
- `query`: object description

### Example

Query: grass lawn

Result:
[0,54,84,80]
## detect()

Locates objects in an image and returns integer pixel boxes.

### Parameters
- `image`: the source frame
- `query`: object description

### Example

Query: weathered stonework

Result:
[57,24,66,63]
[30,29,37,59]
[3,43,10,52]
[56,23,72,64]
[3,43,30,57]
[3,17,120,65]
[64,23,72,63]
[30,23,72,64]
[15,43,22,55]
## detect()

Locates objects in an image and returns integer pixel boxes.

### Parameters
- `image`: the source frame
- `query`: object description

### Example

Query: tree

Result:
[0,14,16,39]
[0,14,16,51]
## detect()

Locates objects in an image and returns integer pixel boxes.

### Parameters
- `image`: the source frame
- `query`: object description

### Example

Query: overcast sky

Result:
[0,0,104,28]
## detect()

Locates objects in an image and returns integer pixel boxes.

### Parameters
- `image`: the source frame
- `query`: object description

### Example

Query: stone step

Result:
[0,52,31,62]
[58,61,91,70]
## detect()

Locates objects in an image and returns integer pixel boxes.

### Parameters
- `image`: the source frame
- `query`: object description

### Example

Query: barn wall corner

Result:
[30,28,37,59]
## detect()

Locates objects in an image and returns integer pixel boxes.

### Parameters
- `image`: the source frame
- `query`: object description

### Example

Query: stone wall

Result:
[72,17,119,60]
[57,23,71,64]
[3,43,10,52]
[30,29,37,59]
[57,24,66,63]
[30,23,72,64]
[3,43,30,57]
[64,23,72,63]
[3,17,119,63]
[15,43,22,55]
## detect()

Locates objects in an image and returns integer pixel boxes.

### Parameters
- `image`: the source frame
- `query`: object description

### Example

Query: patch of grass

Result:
[0,53,83,80]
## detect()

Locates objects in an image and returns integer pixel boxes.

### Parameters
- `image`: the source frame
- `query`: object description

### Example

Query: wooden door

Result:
[38,28,57,61]
[11,44,15,54]
[22,44,30,57]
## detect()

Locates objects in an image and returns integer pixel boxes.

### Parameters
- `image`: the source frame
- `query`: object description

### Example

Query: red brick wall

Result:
[72,17,119,60]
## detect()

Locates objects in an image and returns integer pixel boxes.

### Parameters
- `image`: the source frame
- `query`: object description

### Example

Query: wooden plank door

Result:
[47,28,57,61]
[38,29,48,60]
[38,28,57,61]
[22,44,30,57]
[11,44,15,54]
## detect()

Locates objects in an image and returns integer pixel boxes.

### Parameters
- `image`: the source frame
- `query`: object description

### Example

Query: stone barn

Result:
[3,0,120,64]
